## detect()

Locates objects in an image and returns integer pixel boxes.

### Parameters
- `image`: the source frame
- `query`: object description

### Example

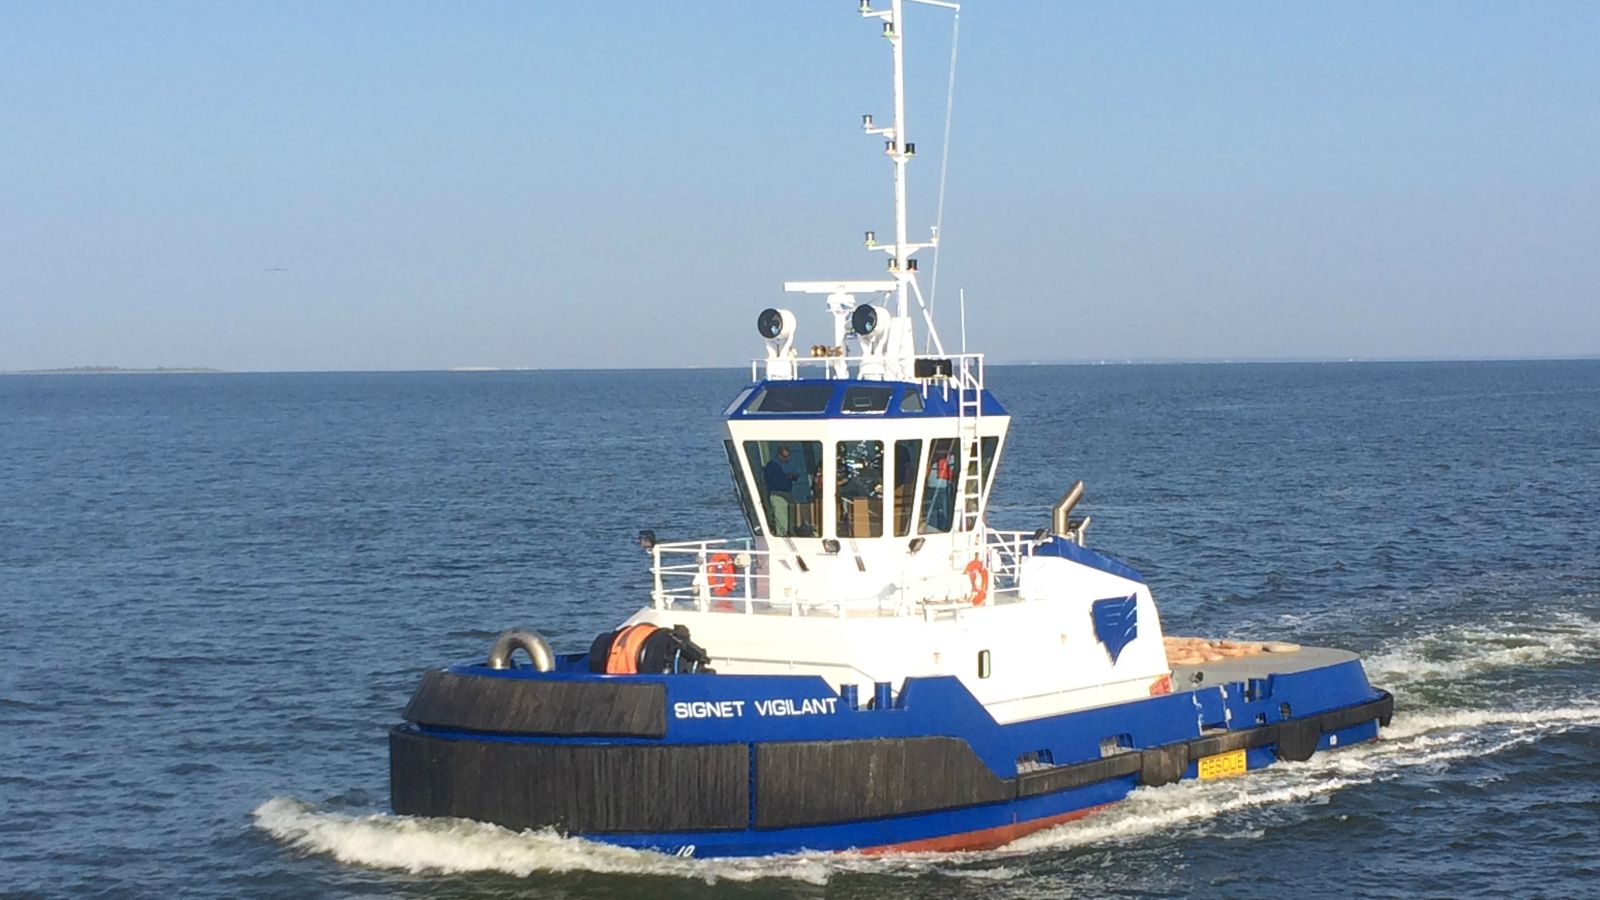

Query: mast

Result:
[859,0,957,372]
[784,0,958,381]
[889,0,911,320]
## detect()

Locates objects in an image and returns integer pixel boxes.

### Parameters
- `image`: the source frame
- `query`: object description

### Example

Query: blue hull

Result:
[390,655,1391,857]
[583,720,1382,857]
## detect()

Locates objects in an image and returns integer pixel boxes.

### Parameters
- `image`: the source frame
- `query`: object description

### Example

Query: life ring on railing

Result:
[965,558,990,606]
[707,552,737,596]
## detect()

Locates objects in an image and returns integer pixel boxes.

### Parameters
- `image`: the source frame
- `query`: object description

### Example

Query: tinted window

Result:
[724,440,763,536]
[841,386,893,413]
[836,441,884,538]
[980,436,1001,491]
[898,390,925,413]
[723,387,756,416]
[920,438,960,534]
[746,384,834,414]
[893,439,923,536]
[965,436,1002,530]
[744,441,822,537]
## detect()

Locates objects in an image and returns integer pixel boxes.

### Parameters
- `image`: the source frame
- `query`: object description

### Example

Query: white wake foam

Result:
[1008,702,1600,853]
[1363,609,1600,688]
[251,797,1022,884]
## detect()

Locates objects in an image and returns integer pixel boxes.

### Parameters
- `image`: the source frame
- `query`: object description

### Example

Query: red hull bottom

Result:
[859,802,1116,854]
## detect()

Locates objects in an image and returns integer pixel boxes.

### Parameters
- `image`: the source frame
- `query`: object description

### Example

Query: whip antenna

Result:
[926,7,961,350]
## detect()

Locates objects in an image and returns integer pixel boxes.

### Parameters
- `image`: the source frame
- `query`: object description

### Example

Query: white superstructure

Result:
[623,0,1172,724]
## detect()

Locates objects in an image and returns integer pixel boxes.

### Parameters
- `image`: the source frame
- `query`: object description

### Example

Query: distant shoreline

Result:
[3,367,225,375]
[3,356,1596,376]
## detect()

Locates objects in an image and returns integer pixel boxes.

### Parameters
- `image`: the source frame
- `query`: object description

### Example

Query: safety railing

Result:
[900,530,1039,618]
[649,537,915,618]
[984,529,1039,592]
[750,351,986,388]
[648,529,1048,619]
[649,538,765,614]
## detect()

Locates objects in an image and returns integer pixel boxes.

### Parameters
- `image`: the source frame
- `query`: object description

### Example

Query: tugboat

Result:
[390,0,1392,857]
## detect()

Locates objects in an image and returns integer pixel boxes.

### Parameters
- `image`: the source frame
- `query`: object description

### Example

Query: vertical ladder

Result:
[955,354,987,536]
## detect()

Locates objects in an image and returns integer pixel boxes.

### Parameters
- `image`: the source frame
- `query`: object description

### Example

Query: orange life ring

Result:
[707,552,737,596]
[965,558,989,606]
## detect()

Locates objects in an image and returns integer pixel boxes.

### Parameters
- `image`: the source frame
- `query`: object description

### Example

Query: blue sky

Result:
[2,1,1596,370]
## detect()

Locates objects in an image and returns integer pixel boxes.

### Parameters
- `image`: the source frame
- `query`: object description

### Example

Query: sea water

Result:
[3,361,1597,898]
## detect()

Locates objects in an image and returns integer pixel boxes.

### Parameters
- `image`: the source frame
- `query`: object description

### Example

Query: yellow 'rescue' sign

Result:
[1198,748,1248,780]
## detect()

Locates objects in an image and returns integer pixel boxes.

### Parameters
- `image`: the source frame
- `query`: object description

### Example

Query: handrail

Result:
[646,529,1045,619]
[751,351,986,382]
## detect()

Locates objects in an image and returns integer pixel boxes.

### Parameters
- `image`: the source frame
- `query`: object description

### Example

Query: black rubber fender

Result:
[1274,717,1322,762]
[1139,744,1189,787]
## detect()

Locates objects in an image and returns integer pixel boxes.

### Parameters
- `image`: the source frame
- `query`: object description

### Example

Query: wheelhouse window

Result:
[835,440,884,538]
[964,435,1003,530]
[745,384,834,414]
[892,439,923,536]
[723,387,756,417]
[724,440,763,536]
[841,386,893,413]
[980,436,1001,488]
[920,437,960,534]
[898,390,924,413]
[743,441,822,537]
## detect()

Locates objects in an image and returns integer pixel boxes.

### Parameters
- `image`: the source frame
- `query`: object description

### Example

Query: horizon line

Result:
[5,353,1599,376]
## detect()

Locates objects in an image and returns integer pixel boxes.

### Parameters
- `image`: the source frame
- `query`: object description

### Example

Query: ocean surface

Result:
[3,361,1598,899]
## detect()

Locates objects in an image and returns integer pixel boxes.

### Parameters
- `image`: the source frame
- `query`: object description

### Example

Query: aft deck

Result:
[1169,644,1362,693]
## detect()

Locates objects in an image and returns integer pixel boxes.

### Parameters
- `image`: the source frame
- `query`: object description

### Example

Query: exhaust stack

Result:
[1051,480,1090,544]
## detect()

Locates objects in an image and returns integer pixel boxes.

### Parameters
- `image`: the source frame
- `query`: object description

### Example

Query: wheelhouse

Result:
[723,378,1008,546]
